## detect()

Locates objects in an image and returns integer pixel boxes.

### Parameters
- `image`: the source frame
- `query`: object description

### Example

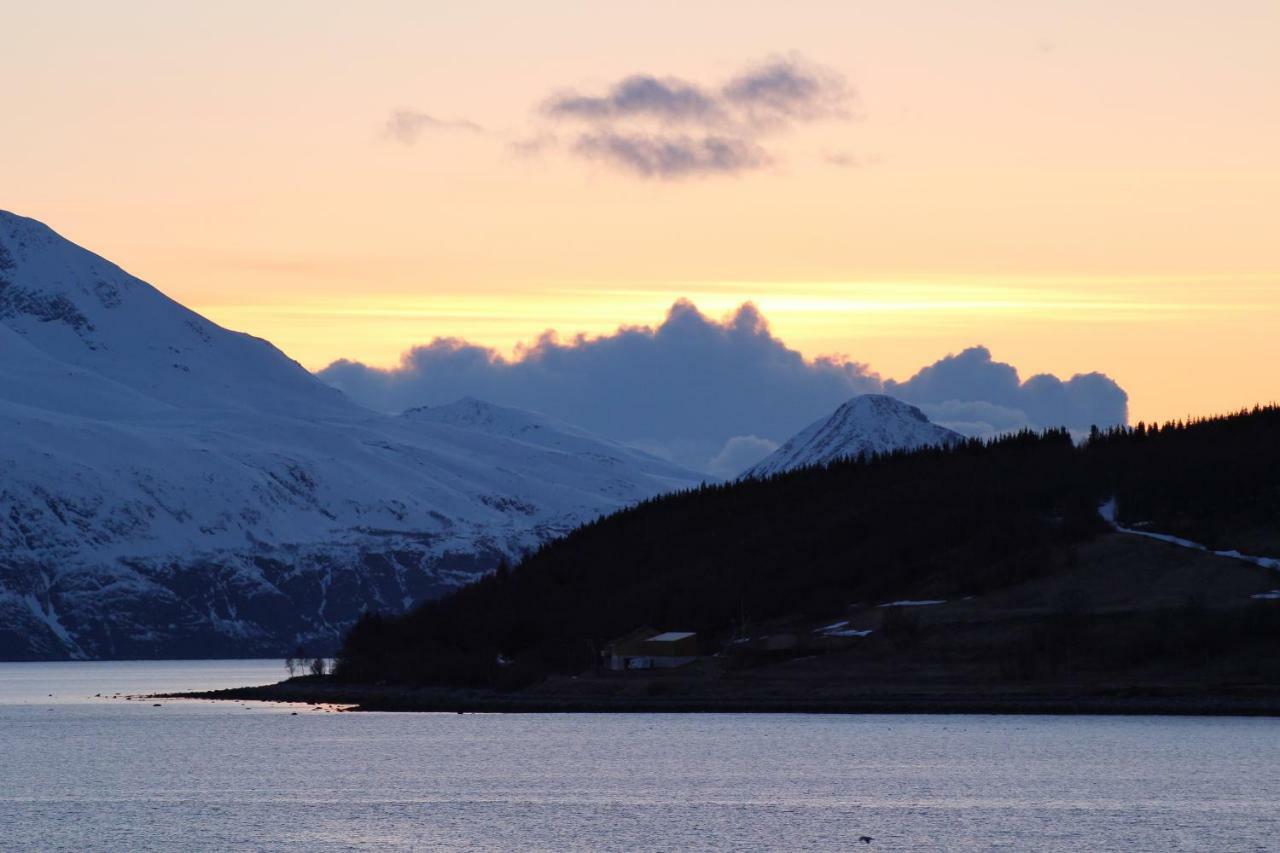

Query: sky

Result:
[4,1,1278,448]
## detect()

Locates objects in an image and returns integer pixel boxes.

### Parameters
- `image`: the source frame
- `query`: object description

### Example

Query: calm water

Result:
[1,662,1277,851]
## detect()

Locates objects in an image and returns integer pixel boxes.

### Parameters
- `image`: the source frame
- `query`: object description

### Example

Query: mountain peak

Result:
[1,213,706,659]
[835,393,931,422]
[1,210,352,417]
[743,394,961,478]
[0,208,53,238]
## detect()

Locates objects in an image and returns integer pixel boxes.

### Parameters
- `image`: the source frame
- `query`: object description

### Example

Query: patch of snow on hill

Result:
[1099,499,1280,572]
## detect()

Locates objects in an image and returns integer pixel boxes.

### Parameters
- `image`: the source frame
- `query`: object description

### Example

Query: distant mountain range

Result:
[744,394,961,478]
[0,211,704,660]
[0,210,1104,662]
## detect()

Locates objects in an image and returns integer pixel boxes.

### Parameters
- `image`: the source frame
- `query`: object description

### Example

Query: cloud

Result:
[572,132,769,179]
[318,302,1128,475]
[707,436,780,480]
[884,346,1129,435]
[507,133,558,159]
[722,58,852,126]
[539,55,853,179]
[384,110,483,144]
[385,56,856,179]
[823,151,859,168]
[320,301,879,472]
[543,75,726,125]
[914,400,1034,438]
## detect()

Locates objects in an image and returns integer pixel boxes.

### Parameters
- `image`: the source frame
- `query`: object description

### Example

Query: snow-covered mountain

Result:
[0,211,703,660]
[743,394,962,478]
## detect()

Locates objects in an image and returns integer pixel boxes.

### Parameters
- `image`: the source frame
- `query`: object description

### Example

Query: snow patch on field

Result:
[1100,499,1280,573]
[879,599,946,608]
[1215,551,1280,571]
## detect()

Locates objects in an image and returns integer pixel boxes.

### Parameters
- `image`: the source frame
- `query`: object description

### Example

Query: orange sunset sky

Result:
[4,1,1278,425]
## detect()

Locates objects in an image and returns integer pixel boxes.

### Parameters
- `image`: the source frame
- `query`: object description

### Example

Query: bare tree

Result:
[286,645,308,679]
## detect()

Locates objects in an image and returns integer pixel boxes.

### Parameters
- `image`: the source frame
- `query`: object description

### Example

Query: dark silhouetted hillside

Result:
[335,406,1280,689]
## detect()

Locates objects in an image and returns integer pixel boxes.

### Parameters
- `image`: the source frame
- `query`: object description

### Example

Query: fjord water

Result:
[2,662,1277,852]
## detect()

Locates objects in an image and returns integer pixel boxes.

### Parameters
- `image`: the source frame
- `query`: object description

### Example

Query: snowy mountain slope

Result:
[0,211,704,660]
[743,394,962,478]
[402,397,688,479]
[0,213,352,418]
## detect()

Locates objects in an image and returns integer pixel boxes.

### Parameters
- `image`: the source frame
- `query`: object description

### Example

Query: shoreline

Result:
[160,681,1280,717]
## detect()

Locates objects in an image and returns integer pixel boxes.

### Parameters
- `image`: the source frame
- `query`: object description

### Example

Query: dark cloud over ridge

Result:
[318,301,1128,475]
[885,346,1130,437]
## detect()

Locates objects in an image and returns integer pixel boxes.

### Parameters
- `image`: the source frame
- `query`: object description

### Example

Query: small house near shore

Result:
[605,628,698,671]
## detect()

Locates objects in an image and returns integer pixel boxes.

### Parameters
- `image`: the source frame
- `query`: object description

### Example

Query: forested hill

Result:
[336,406,1280,686]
